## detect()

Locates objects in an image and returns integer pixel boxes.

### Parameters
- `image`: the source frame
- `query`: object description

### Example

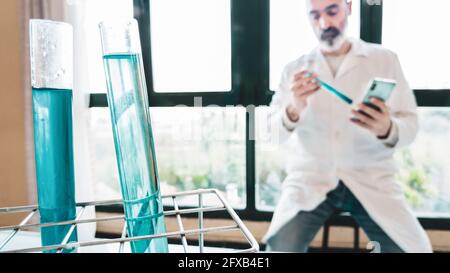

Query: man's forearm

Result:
[286,104,300,123]
[282,104,301,132]
[380,120,399,148]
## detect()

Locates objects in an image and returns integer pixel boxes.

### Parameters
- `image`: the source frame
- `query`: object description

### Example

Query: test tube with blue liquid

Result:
[304,56,353,105]
[29,20,77,252]
[99,19,169,253]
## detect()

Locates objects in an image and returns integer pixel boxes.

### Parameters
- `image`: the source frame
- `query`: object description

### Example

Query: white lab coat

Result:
[263,38,433,253]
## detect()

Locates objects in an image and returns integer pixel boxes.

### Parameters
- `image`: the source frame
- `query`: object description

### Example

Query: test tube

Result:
[29,19,77,253]
[99,19,169,253]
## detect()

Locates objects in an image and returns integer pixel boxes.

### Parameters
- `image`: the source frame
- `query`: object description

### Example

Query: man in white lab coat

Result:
[264,0,433,253]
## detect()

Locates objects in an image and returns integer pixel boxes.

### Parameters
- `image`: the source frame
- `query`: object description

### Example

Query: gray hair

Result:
[305,0,351,9]
[305,0,352,13]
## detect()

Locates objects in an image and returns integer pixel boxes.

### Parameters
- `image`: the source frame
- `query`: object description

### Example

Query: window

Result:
[382,0,450,89]
[150,0,232,93]
[270,0,360,90]
[395,108,450,215]
[89,107,247,208]
[255,107,287,211]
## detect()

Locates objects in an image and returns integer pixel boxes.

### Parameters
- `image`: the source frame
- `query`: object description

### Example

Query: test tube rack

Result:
[0,189,259,253]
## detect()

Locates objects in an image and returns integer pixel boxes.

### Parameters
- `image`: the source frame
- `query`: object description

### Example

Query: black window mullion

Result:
[245,107,257,212]
[257,0,271,106]
[135,0,153,93]
[360,0,383,44]
[415,90,450,107]
[89,93,108,107]
[231,0,269,212]
[231,0,269,107]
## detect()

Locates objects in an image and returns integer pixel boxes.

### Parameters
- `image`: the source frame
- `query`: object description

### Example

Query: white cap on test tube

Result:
[29,19,73,90]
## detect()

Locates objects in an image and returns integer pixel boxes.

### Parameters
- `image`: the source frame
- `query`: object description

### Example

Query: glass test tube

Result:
[29,19,77,253]
[99,19,169,253]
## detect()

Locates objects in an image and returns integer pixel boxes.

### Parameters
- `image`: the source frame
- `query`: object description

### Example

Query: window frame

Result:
[92,0,450,231]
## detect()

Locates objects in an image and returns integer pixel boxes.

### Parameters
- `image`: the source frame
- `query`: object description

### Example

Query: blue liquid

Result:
[32,88,78,253]
[103,53,168,253]
[317,78,353,105]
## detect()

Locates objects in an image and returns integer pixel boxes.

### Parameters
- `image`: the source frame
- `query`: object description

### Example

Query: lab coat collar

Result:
[350,37,370,57]
[310,38,369,80]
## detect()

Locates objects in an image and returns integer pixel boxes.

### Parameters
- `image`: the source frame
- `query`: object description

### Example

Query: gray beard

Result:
[320,34,347,53]
[319,19,349,52]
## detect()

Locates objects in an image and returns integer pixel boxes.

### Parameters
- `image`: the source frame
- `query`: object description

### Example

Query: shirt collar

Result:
[311,37,370,58]
[308,37,370,80]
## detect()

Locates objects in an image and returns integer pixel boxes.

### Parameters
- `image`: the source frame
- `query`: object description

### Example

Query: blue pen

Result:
[317,78,353,105]
[305,72,353,105]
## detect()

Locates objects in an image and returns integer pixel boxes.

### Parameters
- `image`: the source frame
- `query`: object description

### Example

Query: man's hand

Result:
[286,70,321,122]
[350,98,393,139]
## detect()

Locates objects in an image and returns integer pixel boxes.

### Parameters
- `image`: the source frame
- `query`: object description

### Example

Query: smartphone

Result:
[362,78,397,111]
[352,78,397,121]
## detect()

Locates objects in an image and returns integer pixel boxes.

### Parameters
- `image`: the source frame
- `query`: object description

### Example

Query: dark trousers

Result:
[266,181,404,253]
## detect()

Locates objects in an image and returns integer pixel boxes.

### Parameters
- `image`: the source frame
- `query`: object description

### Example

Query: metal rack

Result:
[0,189,259,253]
